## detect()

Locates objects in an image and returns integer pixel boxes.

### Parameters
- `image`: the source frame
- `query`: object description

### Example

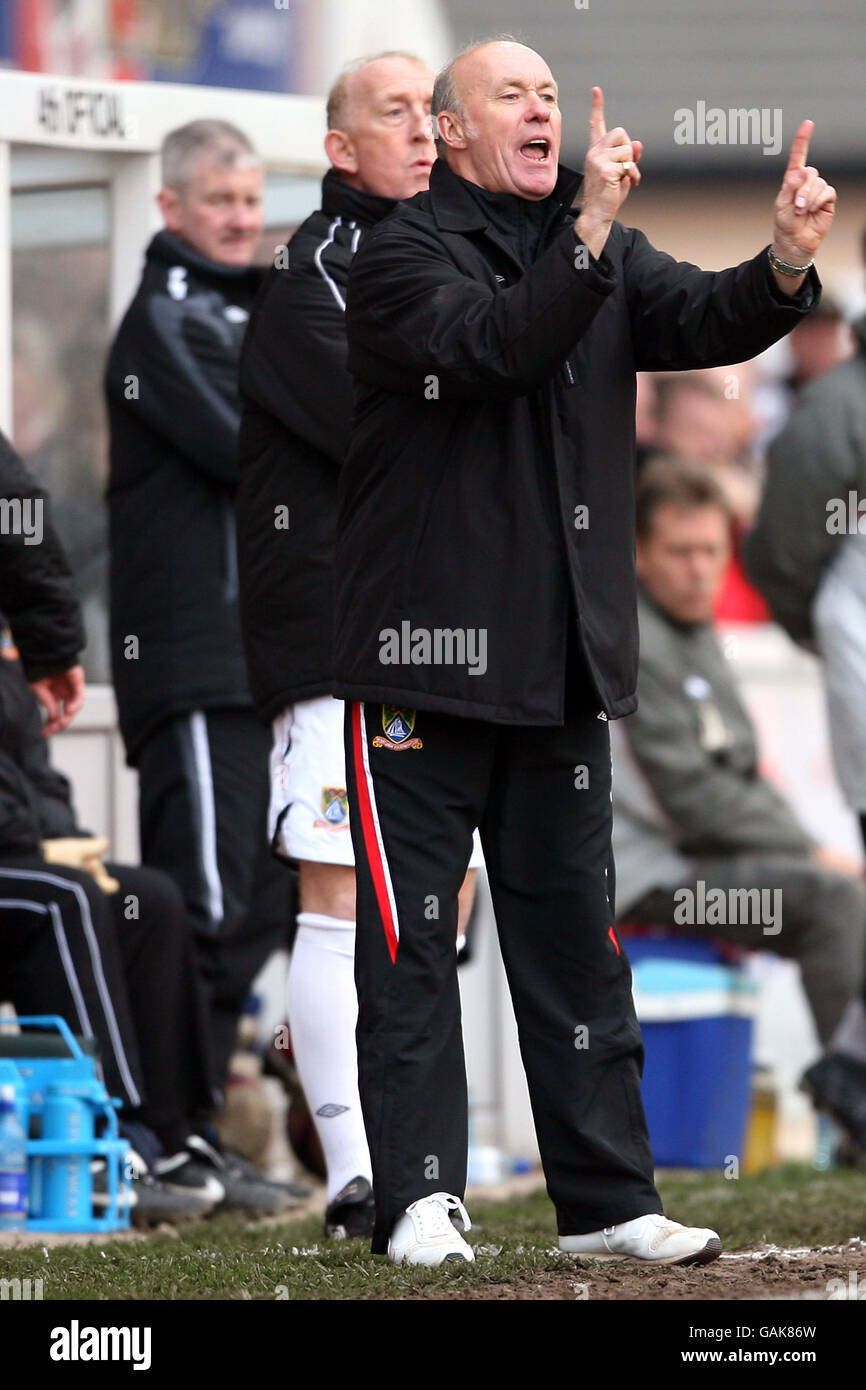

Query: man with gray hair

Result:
[156,119,263,266]
[106,119,305,1216]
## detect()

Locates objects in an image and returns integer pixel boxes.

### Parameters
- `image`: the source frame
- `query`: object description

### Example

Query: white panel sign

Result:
[0,71,327,171]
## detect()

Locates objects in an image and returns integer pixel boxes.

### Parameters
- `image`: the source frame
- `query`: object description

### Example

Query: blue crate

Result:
[628,945,758,1169]
[0,1016,131,1232]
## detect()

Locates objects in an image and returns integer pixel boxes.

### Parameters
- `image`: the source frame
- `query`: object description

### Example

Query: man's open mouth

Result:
[519,138,551,162]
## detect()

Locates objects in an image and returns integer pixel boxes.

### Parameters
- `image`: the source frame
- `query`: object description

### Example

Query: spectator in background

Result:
[653,371,755,468]
[0,429,84,735]
[0,430,214,1222]
[105,119,303,1214]
[650,371,768,621]
[752,295,854,452]
[612,458,866,1154]
[0,626,225,1224]
[785,296,853,393]
[745,231,866,857]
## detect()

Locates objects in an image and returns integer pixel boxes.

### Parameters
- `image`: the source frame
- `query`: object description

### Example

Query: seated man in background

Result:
[611,458,866,1152]
[0,623,239,1224]
[0,431,305,1221]
[0,433,204,1220]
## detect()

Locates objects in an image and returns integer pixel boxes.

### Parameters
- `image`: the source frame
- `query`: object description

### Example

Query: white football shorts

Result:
[269,695,485,870]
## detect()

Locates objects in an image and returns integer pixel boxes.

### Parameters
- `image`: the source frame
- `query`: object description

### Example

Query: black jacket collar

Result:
[427,157,583,233]
[320,168,399,227]
[146,229,263,285]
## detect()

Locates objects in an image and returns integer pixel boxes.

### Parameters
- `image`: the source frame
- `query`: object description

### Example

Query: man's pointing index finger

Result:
[786,118,814,172]
[589,86,607,143]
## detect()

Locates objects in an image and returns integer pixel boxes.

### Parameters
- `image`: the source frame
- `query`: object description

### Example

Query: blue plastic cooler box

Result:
[0,1015,131,1232]
[627,938,758,1168]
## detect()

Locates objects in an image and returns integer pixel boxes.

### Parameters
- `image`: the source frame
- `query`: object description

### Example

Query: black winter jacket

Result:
[0,624,82,855]
[0,431,84,683]
[334,159,819,723]
[237,172,397,721]
[105,231,263,765]
[0,433,84,854]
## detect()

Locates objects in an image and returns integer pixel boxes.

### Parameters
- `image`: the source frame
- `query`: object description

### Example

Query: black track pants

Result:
[0,855,212,1152]
[137,708,292,1090]
[345,681,662,1253]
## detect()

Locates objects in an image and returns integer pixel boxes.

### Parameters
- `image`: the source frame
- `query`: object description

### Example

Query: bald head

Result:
[327,52,426,130]
[437,39,549,121]
[433,39,561,200]
[325,53,435,200]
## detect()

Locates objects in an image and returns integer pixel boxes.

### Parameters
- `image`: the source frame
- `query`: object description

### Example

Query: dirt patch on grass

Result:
[388,1241,866,1300]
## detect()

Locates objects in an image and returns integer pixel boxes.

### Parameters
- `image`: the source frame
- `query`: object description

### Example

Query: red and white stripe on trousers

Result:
[350,702,400,962]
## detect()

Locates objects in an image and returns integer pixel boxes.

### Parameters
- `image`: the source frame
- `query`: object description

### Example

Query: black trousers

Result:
[137,708,293,1091]
[345,661,662,1253]
[0,856,213,1153]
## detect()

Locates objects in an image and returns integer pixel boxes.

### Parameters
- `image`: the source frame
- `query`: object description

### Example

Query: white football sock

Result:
[287,912,372,1202]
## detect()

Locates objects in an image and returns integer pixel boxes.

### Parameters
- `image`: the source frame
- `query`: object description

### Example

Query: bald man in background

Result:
[237,52,484,1241]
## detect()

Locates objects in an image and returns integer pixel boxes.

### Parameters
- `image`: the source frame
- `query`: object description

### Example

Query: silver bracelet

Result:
[768,246,813,277]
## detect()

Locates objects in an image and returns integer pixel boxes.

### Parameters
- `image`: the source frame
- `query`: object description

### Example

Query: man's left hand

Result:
[30,665,86,736]
[771,120,836,290]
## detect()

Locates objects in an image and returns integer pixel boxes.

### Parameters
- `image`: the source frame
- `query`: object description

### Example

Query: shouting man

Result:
[335,38,834,1265]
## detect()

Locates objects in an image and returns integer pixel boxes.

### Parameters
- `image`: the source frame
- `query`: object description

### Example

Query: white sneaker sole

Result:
[389,1248,475,1267]
[154,1172,226,1206]
[562,1235,722,1267]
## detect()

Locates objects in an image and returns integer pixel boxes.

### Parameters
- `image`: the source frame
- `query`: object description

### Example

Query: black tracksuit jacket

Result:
[0,432,85,853]
[105,231,263,766]
[335,159,820,724]
[237,171,397,722]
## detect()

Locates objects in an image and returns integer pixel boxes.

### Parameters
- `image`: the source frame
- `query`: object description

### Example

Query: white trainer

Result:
[559,1212,722,1266]
[387,1193,476,1266]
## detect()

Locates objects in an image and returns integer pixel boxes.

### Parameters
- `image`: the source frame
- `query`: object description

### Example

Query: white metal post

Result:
[109,152,161,331]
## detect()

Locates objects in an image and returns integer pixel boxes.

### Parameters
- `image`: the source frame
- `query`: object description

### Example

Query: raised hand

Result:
[773,119,836,265]
[581,86,643,229]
